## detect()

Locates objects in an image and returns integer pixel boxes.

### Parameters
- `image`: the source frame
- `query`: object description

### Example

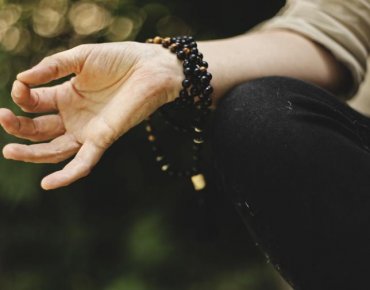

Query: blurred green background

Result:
[0,0,289,289]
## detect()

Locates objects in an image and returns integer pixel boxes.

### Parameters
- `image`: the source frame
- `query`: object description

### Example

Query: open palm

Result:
[0,42,182,190]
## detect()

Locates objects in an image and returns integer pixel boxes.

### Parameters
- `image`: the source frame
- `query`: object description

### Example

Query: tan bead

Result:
[146,38,154,43]
[193,138,204,144]
[169,43,178,50]
[153,36,163,44]
[161,164,169,171]
[183,47,190,55]
[199,66,207,72]
[191,174,206,191]
[156,156,164,162]
[164,37,171,43]
[148,135,156,142]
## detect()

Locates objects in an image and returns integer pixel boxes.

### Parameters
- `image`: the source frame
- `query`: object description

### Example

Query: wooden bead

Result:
[153,36,163,44]
[183,47,190,55]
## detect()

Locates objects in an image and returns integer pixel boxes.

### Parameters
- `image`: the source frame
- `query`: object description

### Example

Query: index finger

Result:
[17,44,92,86]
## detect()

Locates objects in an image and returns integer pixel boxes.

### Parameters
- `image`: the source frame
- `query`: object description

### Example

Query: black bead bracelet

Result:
[144,36,214,191]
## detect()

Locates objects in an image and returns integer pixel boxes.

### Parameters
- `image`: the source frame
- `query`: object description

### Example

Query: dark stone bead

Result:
[193,67,201,77]
[189,54,197,62]
[186,97,194,106]
[189,41,197,48]
[201,61,208,68]
[183,60,190,67]
[204,72,212,80]
[151,145,159,152]
[198,52,203,59]
[180,39,187,44]
[200,76,210,85]
[191,166,199,174]
[188,36,194,42]
[192,144,201,151]
[203,98,212,107]
[182,78,191,88]
[177,50,186,60]
[190,86,200,96]
[191,48,199,55]
[162,42,170,48]
[171,37,178,43]
[184,67,192,76]
[179,89,188,98]
[196,57,203,64]
[203,85,214,95]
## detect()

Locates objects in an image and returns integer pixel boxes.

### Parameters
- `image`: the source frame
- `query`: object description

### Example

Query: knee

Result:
[210,76,302,158]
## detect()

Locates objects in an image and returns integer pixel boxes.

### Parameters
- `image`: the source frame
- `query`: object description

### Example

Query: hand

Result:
[0,42,183,190]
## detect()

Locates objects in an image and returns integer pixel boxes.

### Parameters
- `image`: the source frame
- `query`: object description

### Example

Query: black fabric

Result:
[210,76,370,290]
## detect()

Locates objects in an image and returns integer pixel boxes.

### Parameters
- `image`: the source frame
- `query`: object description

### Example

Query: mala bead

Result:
[182,78,191,88]
[153,36,163,44]
[145,35,213,191]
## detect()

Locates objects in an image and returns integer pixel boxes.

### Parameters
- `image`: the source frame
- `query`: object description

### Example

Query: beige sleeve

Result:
[252,0,370,97]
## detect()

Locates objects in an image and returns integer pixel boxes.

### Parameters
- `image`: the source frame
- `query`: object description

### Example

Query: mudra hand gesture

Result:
[0,42,183,190]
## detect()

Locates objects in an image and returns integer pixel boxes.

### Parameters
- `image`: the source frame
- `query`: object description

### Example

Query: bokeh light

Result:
[68,2,112,36]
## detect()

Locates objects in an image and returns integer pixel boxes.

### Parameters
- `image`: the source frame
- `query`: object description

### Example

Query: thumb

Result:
[17,44,92,86]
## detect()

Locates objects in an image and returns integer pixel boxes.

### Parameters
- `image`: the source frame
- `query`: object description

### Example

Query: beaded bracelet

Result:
[144,36,213,191]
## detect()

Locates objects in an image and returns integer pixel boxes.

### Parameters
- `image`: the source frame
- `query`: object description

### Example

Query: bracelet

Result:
[144,36,214,191]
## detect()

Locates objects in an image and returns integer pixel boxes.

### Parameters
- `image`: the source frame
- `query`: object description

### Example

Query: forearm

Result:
[198,29,351,105]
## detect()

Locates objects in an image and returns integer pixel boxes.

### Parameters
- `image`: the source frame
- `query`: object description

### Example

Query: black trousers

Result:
[210,76,370,290]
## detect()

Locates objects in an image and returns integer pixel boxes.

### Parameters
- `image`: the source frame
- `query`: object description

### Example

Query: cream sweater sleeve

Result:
[253,0,370,97]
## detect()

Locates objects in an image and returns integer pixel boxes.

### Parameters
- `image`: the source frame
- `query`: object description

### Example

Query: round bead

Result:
[193,67,201,76]
[183,47,190,55]
[179,89,188,98]
[183,60,190,68]
[169,43,178,52]
[156,155,164,162]
[184,67,192,76]
[203,85,214,95]
[189,54,197,62]
[177,50,186,60]
[190,86,200,96]
[182,78,191,88]
[200,76,210,85]
[161,164,170,171]
[201,61,208,68]
[198,52,203,59]
[193,137,204,144]
[153,36,163,44]
[146,38,154,43]
[189,41,197,48]
[203,98,212,107]
[191,48,199,55]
